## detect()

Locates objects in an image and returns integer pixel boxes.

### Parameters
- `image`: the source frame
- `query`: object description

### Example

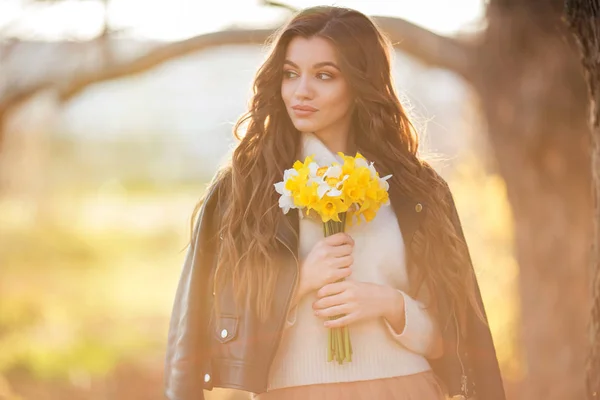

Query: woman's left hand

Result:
[312,280,403,328]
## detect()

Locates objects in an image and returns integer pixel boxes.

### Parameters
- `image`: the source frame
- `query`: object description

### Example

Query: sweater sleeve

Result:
[284,304,298,329]
[383,286,442,358]
[283,282,301,329]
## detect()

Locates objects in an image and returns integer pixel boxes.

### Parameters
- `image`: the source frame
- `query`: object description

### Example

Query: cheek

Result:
[323,83,352,114]
[281,81,294,106]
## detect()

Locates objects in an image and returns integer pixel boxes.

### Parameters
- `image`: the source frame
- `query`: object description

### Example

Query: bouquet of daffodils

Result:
[274,152,392,364]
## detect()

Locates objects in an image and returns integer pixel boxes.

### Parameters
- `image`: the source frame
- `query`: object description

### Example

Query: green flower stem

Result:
[327,328,333,362]
[335,327,341,364]
[339,327,345,363]
[322,212,352,364]
[344,326,350,361]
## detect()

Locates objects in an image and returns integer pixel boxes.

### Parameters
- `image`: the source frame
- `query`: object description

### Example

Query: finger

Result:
[324,313,354,328]
[317,281,347,298]
[315,304,350,318]
[313,292,345,310]
[328,244,353,257]
[334,266,352,281]
[325,266,352,285]
[323,266,351,287]
[332,255,353,269]
[323,232,354,247]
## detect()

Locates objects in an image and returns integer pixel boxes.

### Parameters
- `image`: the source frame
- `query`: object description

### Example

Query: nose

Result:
[294,75,313,100]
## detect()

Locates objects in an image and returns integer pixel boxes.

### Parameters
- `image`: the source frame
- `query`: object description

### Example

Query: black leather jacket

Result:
[164,173,506,400]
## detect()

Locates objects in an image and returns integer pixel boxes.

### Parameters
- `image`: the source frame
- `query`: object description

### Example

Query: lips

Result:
[291,105,318,118]
[292,105,318,112]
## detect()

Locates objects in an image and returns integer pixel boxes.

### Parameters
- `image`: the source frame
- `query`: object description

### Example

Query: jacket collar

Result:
[275,132,425,254]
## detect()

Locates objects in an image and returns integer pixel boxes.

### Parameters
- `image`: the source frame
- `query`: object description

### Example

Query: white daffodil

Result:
[379,174,392,191]
[325,164,343,179]
[273,181,287,196]
[307,162,321,184]
[317,183,344,198]
[278,194,296,214]
[367,162,378,178]
[274,169,299,194]
[355,157,369,169]
[317,182,331,199]
[274,168,299,214]
[316,165,348,199]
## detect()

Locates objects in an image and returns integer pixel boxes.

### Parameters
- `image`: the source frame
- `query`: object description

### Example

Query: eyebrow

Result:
[283,59,341,72]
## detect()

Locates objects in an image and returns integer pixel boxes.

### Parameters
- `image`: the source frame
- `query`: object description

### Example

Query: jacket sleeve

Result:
[164,185,220,400]
[444,183,507,400]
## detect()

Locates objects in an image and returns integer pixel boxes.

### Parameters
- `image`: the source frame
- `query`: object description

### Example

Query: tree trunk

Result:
[564,1,600,398]
[474,1,592,398]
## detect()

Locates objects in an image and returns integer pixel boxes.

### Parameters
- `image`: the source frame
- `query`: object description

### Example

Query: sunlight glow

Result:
[0,0,484,41]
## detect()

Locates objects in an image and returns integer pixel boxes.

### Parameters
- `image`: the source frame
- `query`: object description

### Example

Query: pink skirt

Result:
[252,370,447,400]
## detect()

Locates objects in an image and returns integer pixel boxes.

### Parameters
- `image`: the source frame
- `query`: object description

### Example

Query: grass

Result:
[0,188,201,382]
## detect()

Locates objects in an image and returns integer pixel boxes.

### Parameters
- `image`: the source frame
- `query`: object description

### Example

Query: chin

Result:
[290,118,320,133]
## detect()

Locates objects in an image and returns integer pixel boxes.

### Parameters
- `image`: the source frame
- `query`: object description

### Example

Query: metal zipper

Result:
[454,312,468,397]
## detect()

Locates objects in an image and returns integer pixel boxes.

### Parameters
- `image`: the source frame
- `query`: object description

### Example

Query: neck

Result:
[312,121,356,155]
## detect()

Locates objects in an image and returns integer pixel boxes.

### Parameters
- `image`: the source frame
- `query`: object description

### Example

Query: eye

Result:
[316,72,333,80]
[283,70,298,79]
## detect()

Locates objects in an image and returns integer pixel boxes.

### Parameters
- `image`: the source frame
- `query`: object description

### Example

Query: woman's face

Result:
[281,36,354,135]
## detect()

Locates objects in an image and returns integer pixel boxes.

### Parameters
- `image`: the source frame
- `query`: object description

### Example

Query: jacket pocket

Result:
[214,314,239,344]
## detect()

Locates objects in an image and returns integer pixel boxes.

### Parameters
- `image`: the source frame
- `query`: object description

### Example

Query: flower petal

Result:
[274,181,288,195]
[308,162,320,177]
[336,175,349,188]
[368,163,378,177]
[355,158,368,168]
[283,168,299,181]
[279,195,295,214]
[317,184,330,199]
[325,165,342,179]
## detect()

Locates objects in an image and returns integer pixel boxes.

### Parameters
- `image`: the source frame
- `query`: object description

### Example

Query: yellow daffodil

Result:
[275,153,391,224]
[295,181,320,210]
[341,172,366,204]
[314,195,349,223]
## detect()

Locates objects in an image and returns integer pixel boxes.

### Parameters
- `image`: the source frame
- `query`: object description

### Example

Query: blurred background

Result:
[0,0,592,399]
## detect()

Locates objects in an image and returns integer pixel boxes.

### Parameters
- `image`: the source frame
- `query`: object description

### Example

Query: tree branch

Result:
[2,15,474,119]
[59,17,473,101]
[373,16,474,79]
[261,0,298,13]
[58,28,276,101]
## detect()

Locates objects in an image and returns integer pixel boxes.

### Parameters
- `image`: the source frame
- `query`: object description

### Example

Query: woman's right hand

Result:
[296,232,354,298]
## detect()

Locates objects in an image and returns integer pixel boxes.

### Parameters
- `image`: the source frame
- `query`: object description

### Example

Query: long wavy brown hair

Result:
[192,5,484,333]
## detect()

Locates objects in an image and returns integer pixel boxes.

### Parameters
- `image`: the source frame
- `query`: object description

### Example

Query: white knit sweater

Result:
[264,132,441,392]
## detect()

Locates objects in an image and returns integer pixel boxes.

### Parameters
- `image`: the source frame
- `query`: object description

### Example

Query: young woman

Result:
[164,6,505,400]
